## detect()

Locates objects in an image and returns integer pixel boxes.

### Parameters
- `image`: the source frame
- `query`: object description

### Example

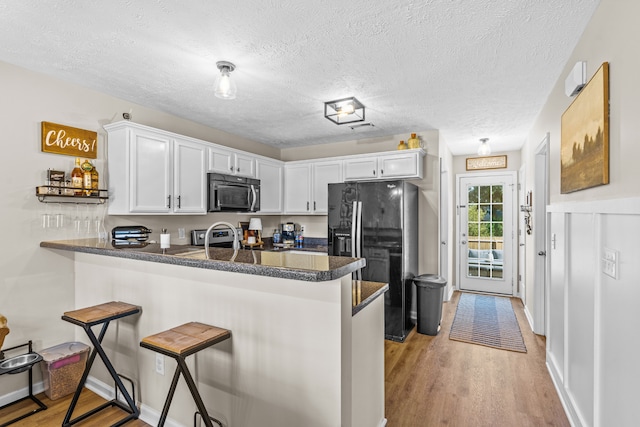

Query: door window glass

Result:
[467,184,504,279]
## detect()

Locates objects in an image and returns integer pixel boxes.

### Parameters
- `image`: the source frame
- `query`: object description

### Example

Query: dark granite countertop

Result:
[40,239,363,282]
[351,280,388,316]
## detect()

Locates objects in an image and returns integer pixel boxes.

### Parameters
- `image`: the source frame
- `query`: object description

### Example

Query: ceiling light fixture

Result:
[214,61,237,100]
[324,97,365,125]
[477,138,491,156]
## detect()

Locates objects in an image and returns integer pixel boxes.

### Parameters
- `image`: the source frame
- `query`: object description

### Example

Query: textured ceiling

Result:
[0,1,599,155]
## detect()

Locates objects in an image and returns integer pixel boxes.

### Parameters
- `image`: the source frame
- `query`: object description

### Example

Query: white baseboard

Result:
[85,375,183,427]
[523,303,535,332]
[0,380,46,407]
[546,356,579,427]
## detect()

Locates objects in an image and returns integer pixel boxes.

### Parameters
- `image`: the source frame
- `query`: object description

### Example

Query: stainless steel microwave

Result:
[208,173,260,212]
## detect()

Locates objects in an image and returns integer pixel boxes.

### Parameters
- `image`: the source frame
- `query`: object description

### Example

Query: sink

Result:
[0,352,42,374]
[170,248,206,256]
[286,250,327,256]
[174,249,208,259]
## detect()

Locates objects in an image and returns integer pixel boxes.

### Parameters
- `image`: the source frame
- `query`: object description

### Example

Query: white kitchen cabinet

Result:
[312,160,343,213]
[343,149,424,180]
[105,121,207,215]
[208,146,256,178]
[173,139,207,213]
[284,160,342,214]
[256,158,284,213]
[284,163,312,214]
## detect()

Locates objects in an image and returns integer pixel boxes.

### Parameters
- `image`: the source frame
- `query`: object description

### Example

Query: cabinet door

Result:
[312,161,342,213]
[344,156,378,180]
[174,139,207,214]
[129,129,172,213]
[256,159,284,213]
[235,152,256,178]
[379,151,421,179]
[208,147,235,174]
[284,163,311,213]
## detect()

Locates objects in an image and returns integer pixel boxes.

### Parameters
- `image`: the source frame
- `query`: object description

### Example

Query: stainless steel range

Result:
[191,227,235,248]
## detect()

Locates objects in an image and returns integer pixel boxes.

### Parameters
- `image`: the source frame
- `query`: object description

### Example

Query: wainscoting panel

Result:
[546,199,640,427]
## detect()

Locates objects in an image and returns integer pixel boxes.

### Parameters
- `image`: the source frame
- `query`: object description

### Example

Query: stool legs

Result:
[158,355,214,427]
[62,318,139,427]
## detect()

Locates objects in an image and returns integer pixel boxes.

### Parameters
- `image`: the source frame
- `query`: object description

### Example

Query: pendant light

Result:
[214,61,237,100]
[477,138,491,156]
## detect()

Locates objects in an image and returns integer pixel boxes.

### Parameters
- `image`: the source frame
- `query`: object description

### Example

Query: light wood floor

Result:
[0,388,149,426]
[2,291,568,427]
[385,291,570,426]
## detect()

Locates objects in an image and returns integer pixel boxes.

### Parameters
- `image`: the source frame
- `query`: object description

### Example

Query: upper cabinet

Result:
[284,160,343,214]
[256,158,284,214]
[208,146,256,178]
[343,149,425,181]
[105,122,207,215]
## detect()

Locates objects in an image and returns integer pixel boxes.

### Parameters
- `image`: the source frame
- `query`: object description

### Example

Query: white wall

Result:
[520,0,640,425]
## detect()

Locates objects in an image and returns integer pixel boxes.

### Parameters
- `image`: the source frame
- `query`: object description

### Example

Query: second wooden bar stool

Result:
[61,301,141,427]
[140,322,231,427]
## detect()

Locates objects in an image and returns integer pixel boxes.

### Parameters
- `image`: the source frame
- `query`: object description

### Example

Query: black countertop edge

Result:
[40,239,364,282]
[351,280,389,316]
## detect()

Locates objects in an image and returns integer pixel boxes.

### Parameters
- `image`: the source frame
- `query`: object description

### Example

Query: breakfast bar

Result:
[41,239,387,427]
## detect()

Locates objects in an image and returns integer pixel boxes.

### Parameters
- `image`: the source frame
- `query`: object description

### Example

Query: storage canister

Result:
[39,341,90,400]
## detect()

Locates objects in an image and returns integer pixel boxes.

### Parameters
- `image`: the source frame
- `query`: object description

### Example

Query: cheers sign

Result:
[41,121,97,159]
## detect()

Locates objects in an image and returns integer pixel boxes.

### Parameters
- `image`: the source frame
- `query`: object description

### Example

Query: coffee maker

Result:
[281,222,297,246]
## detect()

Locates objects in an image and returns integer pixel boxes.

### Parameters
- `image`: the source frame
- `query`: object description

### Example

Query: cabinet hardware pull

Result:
[237,167,240,172]
[177,195,181,209]
[314,201,316,211]
[381,170,384,175]
[307,201,309,211]
[373,170,376,176]
[230,166,234,171]
[167,195,171,209]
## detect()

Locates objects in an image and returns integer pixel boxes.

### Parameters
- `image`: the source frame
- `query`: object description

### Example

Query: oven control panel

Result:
[191,228,234,247]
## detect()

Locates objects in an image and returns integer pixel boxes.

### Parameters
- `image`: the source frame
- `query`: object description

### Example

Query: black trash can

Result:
[413,274,447,336]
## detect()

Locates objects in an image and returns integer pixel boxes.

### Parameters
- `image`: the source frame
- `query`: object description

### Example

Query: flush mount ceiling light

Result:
[477,138,491,156]
[214,61,237,100]
[324,97,365,125]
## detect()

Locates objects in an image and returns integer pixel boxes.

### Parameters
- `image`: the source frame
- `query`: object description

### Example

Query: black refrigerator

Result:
[328,180,418,342]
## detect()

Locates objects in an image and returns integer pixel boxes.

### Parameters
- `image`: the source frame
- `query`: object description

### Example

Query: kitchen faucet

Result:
[204,221,240,259]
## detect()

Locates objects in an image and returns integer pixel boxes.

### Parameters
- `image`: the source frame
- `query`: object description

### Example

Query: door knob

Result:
[441,241,446,245]
[461,241,467,245]
[538,251,546,256]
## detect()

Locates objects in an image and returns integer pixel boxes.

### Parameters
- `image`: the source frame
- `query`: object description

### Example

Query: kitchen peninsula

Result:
[41,239,386,427]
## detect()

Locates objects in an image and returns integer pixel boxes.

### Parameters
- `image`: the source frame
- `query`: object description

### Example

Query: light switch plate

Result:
[602,247,618,279]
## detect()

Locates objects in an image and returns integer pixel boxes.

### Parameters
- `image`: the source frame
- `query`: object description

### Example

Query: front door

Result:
[458,173,515,295]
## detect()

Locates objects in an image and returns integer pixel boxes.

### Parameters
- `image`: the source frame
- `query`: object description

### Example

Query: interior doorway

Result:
[457,172,516,295]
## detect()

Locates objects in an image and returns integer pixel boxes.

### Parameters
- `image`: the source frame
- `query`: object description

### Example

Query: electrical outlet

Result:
[178,228,186,239]
[602,247,618,279]
[155,353,165,375]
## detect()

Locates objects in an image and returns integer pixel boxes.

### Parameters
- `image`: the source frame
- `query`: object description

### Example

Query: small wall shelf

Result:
[36,186,109,204]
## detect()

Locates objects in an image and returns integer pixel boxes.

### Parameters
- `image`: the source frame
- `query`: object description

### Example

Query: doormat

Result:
[449,293,527,353]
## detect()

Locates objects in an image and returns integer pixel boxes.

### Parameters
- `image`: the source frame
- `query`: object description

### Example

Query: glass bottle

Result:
[81,159,93,196]
[397,140,407,150]
[71,158,83,195]
[90,163,99,196]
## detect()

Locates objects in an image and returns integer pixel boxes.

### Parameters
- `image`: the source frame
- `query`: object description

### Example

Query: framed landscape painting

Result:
[560,62,609,193]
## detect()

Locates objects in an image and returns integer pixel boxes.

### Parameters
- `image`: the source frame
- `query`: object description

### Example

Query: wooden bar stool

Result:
[140,322,231,427]
[61,301,141,427]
